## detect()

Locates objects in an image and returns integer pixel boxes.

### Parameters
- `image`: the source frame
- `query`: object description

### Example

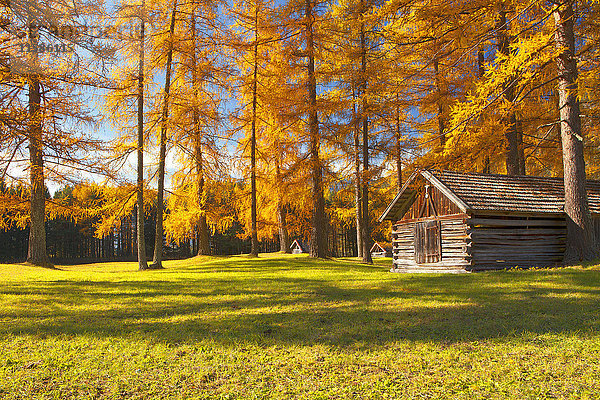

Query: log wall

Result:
[468,214,566,270]
[392,213,572,271]
[392,214,470,270]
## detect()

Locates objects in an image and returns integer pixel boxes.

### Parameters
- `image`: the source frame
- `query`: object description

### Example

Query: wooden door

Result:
[414,220,441,264]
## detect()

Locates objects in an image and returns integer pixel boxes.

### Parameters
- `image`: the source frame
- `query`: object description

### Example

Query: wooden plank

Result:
[472,261,562,267]
[414,221,424,264]
[378,171,420,222]
[441,235,469,239]
[473,230,564,238]
[469,218,566,227]
[442,253,469,257]
[471,228,566,236]
[473,210,564,218]
[416,261,470,267]
[471,252,565,258]
[393,190,419,223]
[421,170,470,212]
[472,245,565,252]
[397,213,469,225]
[470,264,561,270]
[471,241,565,247]
[471,235,564,242]
[471,256,564,262]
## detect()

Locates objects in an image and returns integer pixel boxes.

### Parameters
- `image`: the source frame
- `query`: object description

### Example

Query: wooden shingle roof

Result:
[432,170,600,214]
[379,170,600,221]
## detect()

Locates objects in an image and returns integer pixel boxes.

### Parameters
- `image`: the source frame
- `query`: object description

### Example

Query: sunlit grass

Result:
[1,254,600,399]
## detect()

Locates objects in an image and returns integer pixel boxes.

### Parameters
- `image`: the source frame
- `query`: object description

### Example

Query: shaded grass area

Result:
[1,253,600,399]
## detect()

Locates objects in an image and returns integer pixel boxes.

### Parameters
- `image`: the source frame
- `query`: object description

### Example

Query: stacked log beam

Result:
[468,215,566,270]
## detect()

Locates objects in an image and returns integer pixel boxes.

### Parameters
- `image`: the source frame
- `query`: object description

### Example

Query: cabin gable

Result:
[370,242,392,258]
[380,173,467,223]
[290,239,307,254]
[400,180,464,222]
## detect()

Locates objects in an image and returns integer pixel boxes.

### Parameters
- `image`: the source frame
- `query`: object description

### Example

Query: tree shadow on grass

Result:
[2,266,600,347]
[165,255,387,274]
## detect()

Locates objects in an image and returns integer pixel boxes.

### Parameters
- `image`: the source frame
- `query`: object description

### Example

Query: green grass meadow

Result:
[1,253,600,399]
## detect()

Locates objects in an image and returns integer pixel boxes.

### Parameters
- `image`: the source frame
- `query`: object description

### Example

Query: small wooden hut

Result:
[379,170,600,272]
[370,242,392,258]
[290,239,308,254]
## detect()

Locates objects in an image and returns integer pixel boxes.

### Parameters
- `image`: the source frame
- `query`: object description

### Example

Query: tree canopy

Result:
[1,0,599,265]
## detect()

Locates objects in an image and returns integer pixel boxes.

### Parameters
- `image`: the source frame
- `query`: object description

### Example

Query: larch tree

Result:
[552,0,599,262]
[150,0,179,269]
[229,0,313,255]
[496,1,525,175]
[401,0,551,174]
[0,0,112,267]
[254,37,304,253]
[325,0,392,262]
[188,7,214,257]
[103,0,161,270]
[162,0,226,254]
[135,0,149,270]
[295,0,328,258]
[248,0,260,257]
[229,0,278,256]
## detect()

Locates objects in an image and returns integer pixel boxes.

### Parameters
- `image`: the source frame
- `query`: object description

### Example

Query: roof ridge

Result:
[429,169,600,184]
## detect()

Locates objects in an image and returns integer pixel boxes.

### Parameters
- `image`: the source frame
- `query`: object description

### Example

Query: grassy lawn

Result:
[1,254,600,399]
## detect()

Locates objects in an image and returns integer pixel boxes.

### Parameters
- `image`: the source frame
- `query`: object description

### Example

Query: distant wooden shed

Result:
[370,242,392,258]
[290,239,308,254]
[379,170,600,271]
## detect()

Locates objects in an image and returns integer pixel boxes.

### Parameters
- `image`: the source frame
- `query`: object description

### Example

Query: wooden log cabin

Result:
[379,170,600,271]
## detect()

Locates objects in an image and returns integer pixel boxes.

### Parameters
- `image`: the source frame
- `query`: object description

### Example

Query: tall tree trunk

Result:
[26,20,51,267]
[27,76,51,267]
[517,120,525,174]
[24,5,51,268]
[137,2,149,271]
[479,47,491,174]
[249,4,259,257]
[195,134,210,255]
[277,203,290,253]
[433,57,446,146]
[306,0,327,258]
[190,12,210,256]
[553,1,599,263]
[353,88,363,258]
[359,10,372,265]
[361,110,372,264]
[497,5,521,175]
[275,153,291,253]
[395,93,402,190]
[478,46,485,78]
[152,0,178,269]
